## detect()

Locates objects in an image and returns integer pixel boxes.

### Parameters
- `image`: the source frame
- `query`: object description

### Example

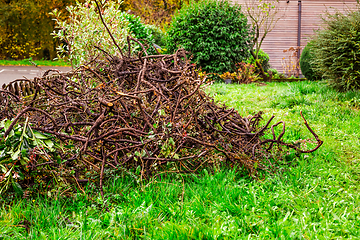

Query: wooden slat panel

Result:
[231,0,358,73]
[258,1,298,71]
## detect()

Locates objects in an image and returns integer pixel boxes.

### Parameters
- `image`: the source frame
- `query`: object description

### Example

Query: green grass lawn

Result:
[0,59,70,67]
[1,81,359,239]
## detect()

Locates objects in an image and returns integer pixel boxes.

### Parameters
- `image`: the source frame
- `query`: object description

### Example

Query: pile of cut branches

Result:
[0,38,323,196]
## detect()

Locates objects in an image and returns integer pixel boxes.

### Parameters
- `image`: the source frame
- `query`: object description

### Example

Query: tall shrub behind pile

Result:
[52,0,156,68]
[124,14,159,54]
[300,41,321,81]
[166,0,250,74]
[311,7,360,90]
[52,0,130,67]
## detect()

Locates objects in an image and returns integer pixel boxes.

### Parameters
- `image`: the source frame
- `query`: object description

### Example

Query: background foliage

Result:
[0,0,82,60]
[122,0,189,28]
[0,0,170,61]
[311,6,360,91]
[166,0,250,74]
[247,49,270,73]
[124,14,164,54]
[52,0,158,68]
[146,24,166,47]
[52,0,130,67]
[300,41,321,81]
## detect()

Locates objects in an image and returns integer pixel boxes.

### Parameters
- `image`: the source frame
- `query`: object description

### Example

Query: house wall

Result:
[232,0,358,74]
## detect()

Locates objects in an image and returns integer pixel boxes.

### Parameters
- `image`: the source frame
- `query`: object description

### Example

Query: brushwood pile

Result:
[0,39,322,195]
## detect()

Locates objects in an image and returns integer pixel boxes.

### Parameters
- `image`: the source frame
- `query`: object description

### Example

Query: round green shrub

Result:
[145,24,166,48]
[125,14,152,41]
[300,41,320,81]
[267,68,278,76]
[311,7,360,90]
[124,14,157,54]
[247,49,270,73]
[166,0,250,74]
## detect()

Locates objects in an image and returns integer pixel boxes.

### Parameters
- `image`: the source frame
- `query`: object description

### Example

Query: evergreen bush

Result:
[166,0,250,74]
[300,41,320,81]
[247,49,270,73]
[124,14,158,54]
[267,68,278,76]
[311,7,360,90]
[125,14,152,43]
[145,24,166,48]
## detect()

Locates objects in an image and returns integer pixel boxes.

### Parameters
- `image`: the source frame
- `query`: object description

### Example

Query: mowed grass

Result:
[1,81,360,239]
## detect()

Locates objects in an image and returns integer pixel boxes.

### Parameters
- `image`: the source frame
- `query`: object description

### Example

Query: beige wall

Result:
[232,0,358,73]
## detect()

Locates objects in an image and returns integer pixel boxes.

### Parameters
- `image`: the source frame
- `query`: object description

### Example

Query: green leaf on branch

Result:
[33,132,49,140]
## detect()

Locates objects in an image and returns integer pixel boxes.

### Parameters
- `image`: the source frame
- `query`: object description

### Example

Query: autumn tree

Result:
[122,0,189,28]
[0,0,82,60]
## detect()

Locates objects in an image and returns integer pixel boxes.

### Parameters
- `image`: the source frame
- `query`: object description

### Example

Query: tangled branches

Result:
[0,41,322,196]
